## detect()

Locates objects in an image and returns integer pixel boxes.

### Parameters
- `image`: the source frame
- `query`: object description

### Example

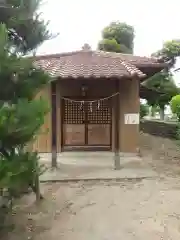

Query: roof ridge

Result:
[95,50,154,60]
[34,49,160,62]
[34,50,93,60]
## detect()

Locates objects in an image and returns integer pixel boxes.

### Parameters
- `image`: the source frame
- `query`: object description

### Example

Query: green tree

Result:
[146,98,159,118]
[170,95,180,121]
[170,95,180,140]
[153,40,180,68]
[0,0,51,53]
[0,24,50,208]
[98,38,121,52]
[144,71,179,120]
[140,103,149,119]
[98,21,134,53]
[144,40,180,120]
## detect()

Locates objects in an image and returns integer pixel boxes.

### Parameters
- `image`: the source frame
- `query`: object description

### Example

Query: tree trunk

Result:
[29,178,43,202]
[160,106,165,121]
[151,106,155,117]
[31,160,43,202]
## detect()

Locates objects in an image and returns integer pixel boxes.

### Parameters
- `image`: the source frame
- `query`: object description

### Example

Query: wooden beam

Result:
[51,81,57,168]
[114,80,120,170]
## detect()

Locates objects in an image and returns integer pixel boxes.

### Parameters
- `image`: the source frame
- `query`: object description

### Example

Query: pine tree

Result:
[0,0,51,53]
[0,24,50,203]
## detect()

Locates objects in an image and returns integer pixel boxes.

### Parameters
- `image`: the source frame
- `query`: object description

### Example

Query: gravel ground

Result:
[140,132,180,176]
[3,133,180,240]
[39,178,180,240]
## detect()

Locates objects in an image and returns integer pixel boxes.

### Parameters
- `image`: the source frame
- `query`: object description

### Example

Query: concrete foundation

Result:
[39,152,157,182]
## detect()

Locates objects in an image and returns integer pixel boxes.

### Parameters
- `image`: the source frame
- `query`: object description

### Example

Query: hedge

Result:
[140,120,178,139]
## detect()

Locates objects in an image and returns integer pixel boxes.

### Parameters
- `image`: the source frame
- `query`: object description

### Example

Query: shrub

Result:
[170,95,180,121]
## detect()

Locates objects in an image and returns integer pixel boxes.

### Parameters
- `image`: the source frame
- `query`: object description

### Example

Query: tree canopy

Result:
[143,39,180,120]
[153,40,180,68]
[0,0,51,53]
[144,71,179,108]
[98,21,134,53]
[98,38,121,53]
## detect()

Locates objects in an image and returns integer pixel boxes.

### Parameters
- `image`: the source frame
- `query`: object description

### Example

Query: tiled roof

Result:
[34,45,166,79]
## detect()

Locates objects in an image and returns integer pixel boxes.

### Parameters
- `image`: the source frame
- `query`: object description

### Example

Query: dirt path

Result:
[39,179,180,240]
[4,133,180,240]
[140,132,180,176]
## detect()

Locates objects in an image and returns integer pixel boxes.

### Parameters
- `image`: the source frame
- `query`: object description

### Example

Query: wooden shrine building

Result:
[32,44,166,166]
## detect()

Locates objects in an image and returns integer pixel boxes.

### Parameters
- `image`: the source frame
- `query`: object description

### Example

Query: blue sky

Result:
[37,0,180,84]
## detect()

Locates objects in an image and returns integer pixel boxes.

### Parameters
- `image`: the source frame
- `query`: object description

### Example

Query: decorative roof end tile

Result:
[82,43,91,51]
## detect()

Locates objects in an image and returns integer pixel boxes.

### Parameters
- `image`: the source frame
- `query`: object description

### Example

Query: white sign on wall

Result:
[124,113,139,124]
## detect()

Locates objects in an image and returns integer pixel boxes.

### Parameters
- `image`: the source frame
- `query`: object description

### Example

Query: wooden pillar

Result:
[114,79,120,170]
[56,81,62,153]
[119,78,140,153]
[111,96,115,152]
[51,81,57,168]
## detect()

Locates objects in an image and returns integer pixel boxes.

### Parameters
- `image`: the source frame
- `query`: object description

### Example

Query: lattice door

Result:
[62,100,85,146]
[87,100,111,146]
[62,99,112,147]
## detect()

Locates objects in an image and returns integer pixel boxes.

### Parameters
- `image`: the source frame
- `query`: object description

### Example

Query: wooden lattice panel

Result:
[87,100,111,124]
[63,99,111,124]
[63,100,85,124]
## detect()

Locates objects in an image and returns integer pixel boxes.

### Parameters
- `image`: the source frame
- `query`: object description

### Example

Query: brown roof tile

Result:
[34,46,166,79]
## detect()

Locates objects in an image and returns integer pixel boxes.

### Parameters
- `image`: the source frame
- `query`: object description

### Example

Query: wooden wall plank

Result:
[32,85,52,153]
